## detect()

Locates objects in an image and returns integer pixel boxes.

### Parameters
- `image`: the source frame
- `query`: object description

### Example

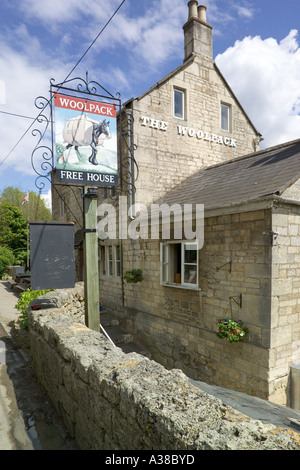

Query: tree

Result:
[0,246,15,278]
[0,201,27,265]
[0,186,51,221]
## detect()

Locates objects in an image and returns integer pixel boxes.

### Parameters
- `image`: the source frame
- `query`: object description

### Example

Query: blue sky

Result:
[0,0,300,207]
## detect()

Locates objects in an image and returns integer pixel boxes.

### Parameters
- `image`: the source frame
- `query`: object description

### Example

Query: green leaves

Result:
[124,269,144,284]
[0,246,15,278]
[0,187,51,272]
[216,318,249,342]
[1,186,51,221]
[0,202,27,252]
[15,288,53,329]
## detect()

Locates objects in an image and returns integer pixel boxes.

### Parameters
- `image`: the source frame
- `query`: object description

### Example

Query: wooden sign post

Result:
[83,186,100,332]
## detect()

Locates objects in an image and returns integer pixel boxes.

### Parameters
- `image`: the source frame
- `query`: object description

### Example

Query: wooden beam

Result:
[83,186,100,332]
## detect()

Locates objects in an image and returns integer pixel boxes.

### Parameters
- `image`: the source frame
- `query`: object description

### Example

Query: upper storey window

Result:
[221,103,231,131]
[174,88,185,120]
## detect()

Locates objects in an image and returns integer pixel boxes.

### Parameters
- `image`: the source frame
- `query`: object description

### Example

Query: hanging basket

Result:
[216,318,249,343]
[124,269,143,284]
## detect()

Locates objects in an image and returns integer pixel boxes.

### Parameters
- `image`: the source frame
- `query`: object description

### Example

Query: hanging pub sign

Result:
[54,92,118,186]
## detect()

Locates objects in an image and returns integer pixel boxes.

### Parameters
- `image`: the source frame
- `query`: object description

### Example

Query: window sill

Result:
[161,282,201,292]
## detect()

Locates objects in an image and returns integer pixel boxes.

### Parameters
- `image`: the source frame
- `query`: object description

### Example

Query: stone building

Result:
[52,2,300,407]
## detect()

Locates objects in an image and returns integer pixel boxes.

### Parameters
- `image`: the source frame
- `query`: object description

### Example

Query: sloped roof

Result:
[160,139,300,210]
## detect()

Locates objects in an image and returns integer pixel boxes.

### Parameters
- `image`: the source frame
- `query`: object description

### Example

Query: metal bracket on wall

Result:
[82,187,98,199]
[229,294,242,309]
[217,261,232,273]
[263,231,278,246]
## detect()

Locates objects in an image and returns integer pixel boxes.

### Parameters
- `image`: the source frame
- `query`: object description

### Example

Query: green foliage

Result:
[124,269,144,284]
[0,246,15,278]
[15,288,53,329]
[216,318,249,343]
[0,201,27,254]
[1,186,51,221]
[0,187,51,270]
[14,250,28,266]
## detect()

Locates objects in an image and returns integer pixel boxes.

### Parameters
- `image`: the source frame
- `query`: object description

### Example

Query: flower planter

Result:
[216,318,248,343]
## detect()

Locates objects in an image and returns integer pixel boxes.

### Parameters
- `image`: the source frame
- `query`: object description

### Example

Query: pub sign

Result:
[54,92,118,186]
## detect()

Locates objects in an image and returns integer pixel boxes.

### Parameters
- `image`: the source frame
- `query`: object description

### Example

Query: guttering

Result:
[126,108,135,219]
[272,194,300,207]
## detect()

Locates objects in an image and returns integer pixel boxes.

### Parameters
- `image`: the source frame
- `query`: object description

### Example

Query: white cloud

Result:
[18,0,186,72]
[215,30,300,148]
[19,0,117,24]
[41,189,52,212]
[0,35,67,181]
[235,5,255,20]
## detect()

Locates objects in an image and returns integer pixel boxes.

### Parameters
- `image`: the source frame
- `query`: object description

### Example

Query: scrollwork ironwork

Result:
[31,94,54,191]
[50,73,118,100]
[121,110,138,198]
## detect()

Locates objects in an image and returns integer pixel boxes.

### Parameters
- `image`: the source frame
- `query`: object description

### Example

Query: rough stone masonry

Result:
[25,284,300,450]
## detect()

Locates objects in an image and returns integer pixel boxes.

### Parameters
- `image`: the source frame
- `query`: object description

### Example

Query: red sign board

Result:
[54,92,118,186]
[54,93,116,117]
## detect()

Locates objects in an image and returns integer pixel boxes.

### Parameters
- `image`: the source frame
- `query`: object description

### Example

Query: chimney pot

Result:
[188,0,198,20]
[198,5,207,23]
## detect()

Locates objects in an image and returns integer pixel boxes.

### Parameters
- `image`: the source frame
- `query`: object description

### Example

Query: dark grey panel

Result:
[30,222,75,290]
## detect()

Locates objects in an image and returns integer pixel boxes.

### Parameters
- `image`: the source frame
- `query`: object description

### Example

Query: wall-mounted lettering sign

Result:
[54,93,118,186]
[140,115,237,147]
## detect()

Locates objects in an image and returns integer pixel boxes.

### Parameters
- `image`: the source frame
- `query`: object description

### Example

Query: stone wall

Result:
[270,202,300,404]
[27,286,300,450]
[103,209,273,402]
[131,56,258,207]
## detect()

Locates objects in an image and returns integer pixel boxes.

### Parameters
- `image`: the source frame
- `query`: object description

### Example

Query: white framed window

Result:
[174,88,185,119]
[100,244,121,277]
[160,241,199,288]
[221,103,231,131]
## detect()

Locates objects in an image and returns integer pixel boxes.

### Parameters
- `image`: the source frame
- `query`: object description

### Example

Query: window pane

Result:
[108,246,113,275]
[184,265,197,284]
[161,243,168,283]
[101,246,106,275]
[174,89,184,119]
[183,243,198,285]
[184,245,197,263]
[162,264,168,283]
[221,104,229,131]
[162,244,168,263]
[115,245,120,277]
[116,261,120,277]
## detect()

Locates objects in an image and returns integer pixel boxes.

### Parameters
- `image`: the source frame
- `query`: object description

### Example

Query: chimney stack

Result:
[183,2,213,61]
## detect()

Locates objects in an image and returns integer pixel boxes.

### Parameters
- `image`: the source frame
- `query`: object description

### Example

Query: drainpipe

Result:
[126,108,135,219]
